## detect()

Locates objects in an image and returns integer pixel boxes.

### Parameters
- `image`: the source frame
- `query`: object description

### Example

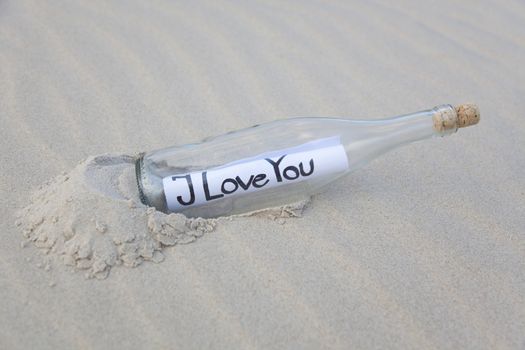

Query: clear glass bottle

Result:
[136,104,479,218]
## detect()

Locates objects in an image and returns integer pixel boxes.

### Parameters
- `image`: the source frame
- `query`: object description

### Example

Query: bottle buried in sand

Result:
[136,104,480,218]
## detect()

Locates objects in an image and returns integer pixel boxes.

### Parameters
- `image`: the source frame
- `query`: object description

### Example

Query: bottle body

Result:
[136,104,475,218]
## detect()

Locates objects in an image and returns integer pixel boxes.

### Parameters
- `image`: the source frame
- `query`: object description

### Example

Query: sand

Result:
[1,0,524,349]
[16,155,215,279]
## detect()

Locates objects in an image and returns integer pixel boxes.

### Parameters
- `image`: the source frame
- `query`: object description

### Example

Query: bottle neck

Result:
[378,104,457,140]
[343,105,457,169]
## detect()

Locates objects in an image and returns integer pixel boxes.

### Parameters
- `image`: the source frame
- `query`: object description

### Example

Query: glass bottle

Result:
[135,104,479,218]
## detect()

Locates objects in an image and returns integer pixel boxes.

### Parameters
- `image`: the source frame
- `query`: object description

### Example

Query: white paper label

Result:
[162,137,349,212]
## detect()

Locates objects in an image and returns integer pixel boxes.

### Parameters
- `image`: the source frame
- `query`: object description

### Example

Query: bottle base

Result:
[135,153,149,207]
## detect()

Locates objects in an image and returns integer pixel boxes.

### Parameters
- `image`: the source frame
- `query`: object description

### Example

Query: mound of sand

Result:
[16,155,216,279]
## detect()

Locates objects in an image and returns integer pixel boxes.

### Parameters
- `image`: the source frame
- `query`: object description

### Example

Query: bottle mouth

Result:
[135,153,149,207]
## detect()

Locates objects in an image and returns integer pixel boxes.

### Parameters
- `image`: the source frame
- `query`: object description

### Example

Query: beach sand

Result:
[1,0,524,349]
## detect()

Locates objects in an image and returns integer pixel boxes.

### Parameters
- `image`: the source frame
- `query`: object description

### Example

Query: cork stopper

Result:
[432,103,480,133]
[455,104,480,128]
